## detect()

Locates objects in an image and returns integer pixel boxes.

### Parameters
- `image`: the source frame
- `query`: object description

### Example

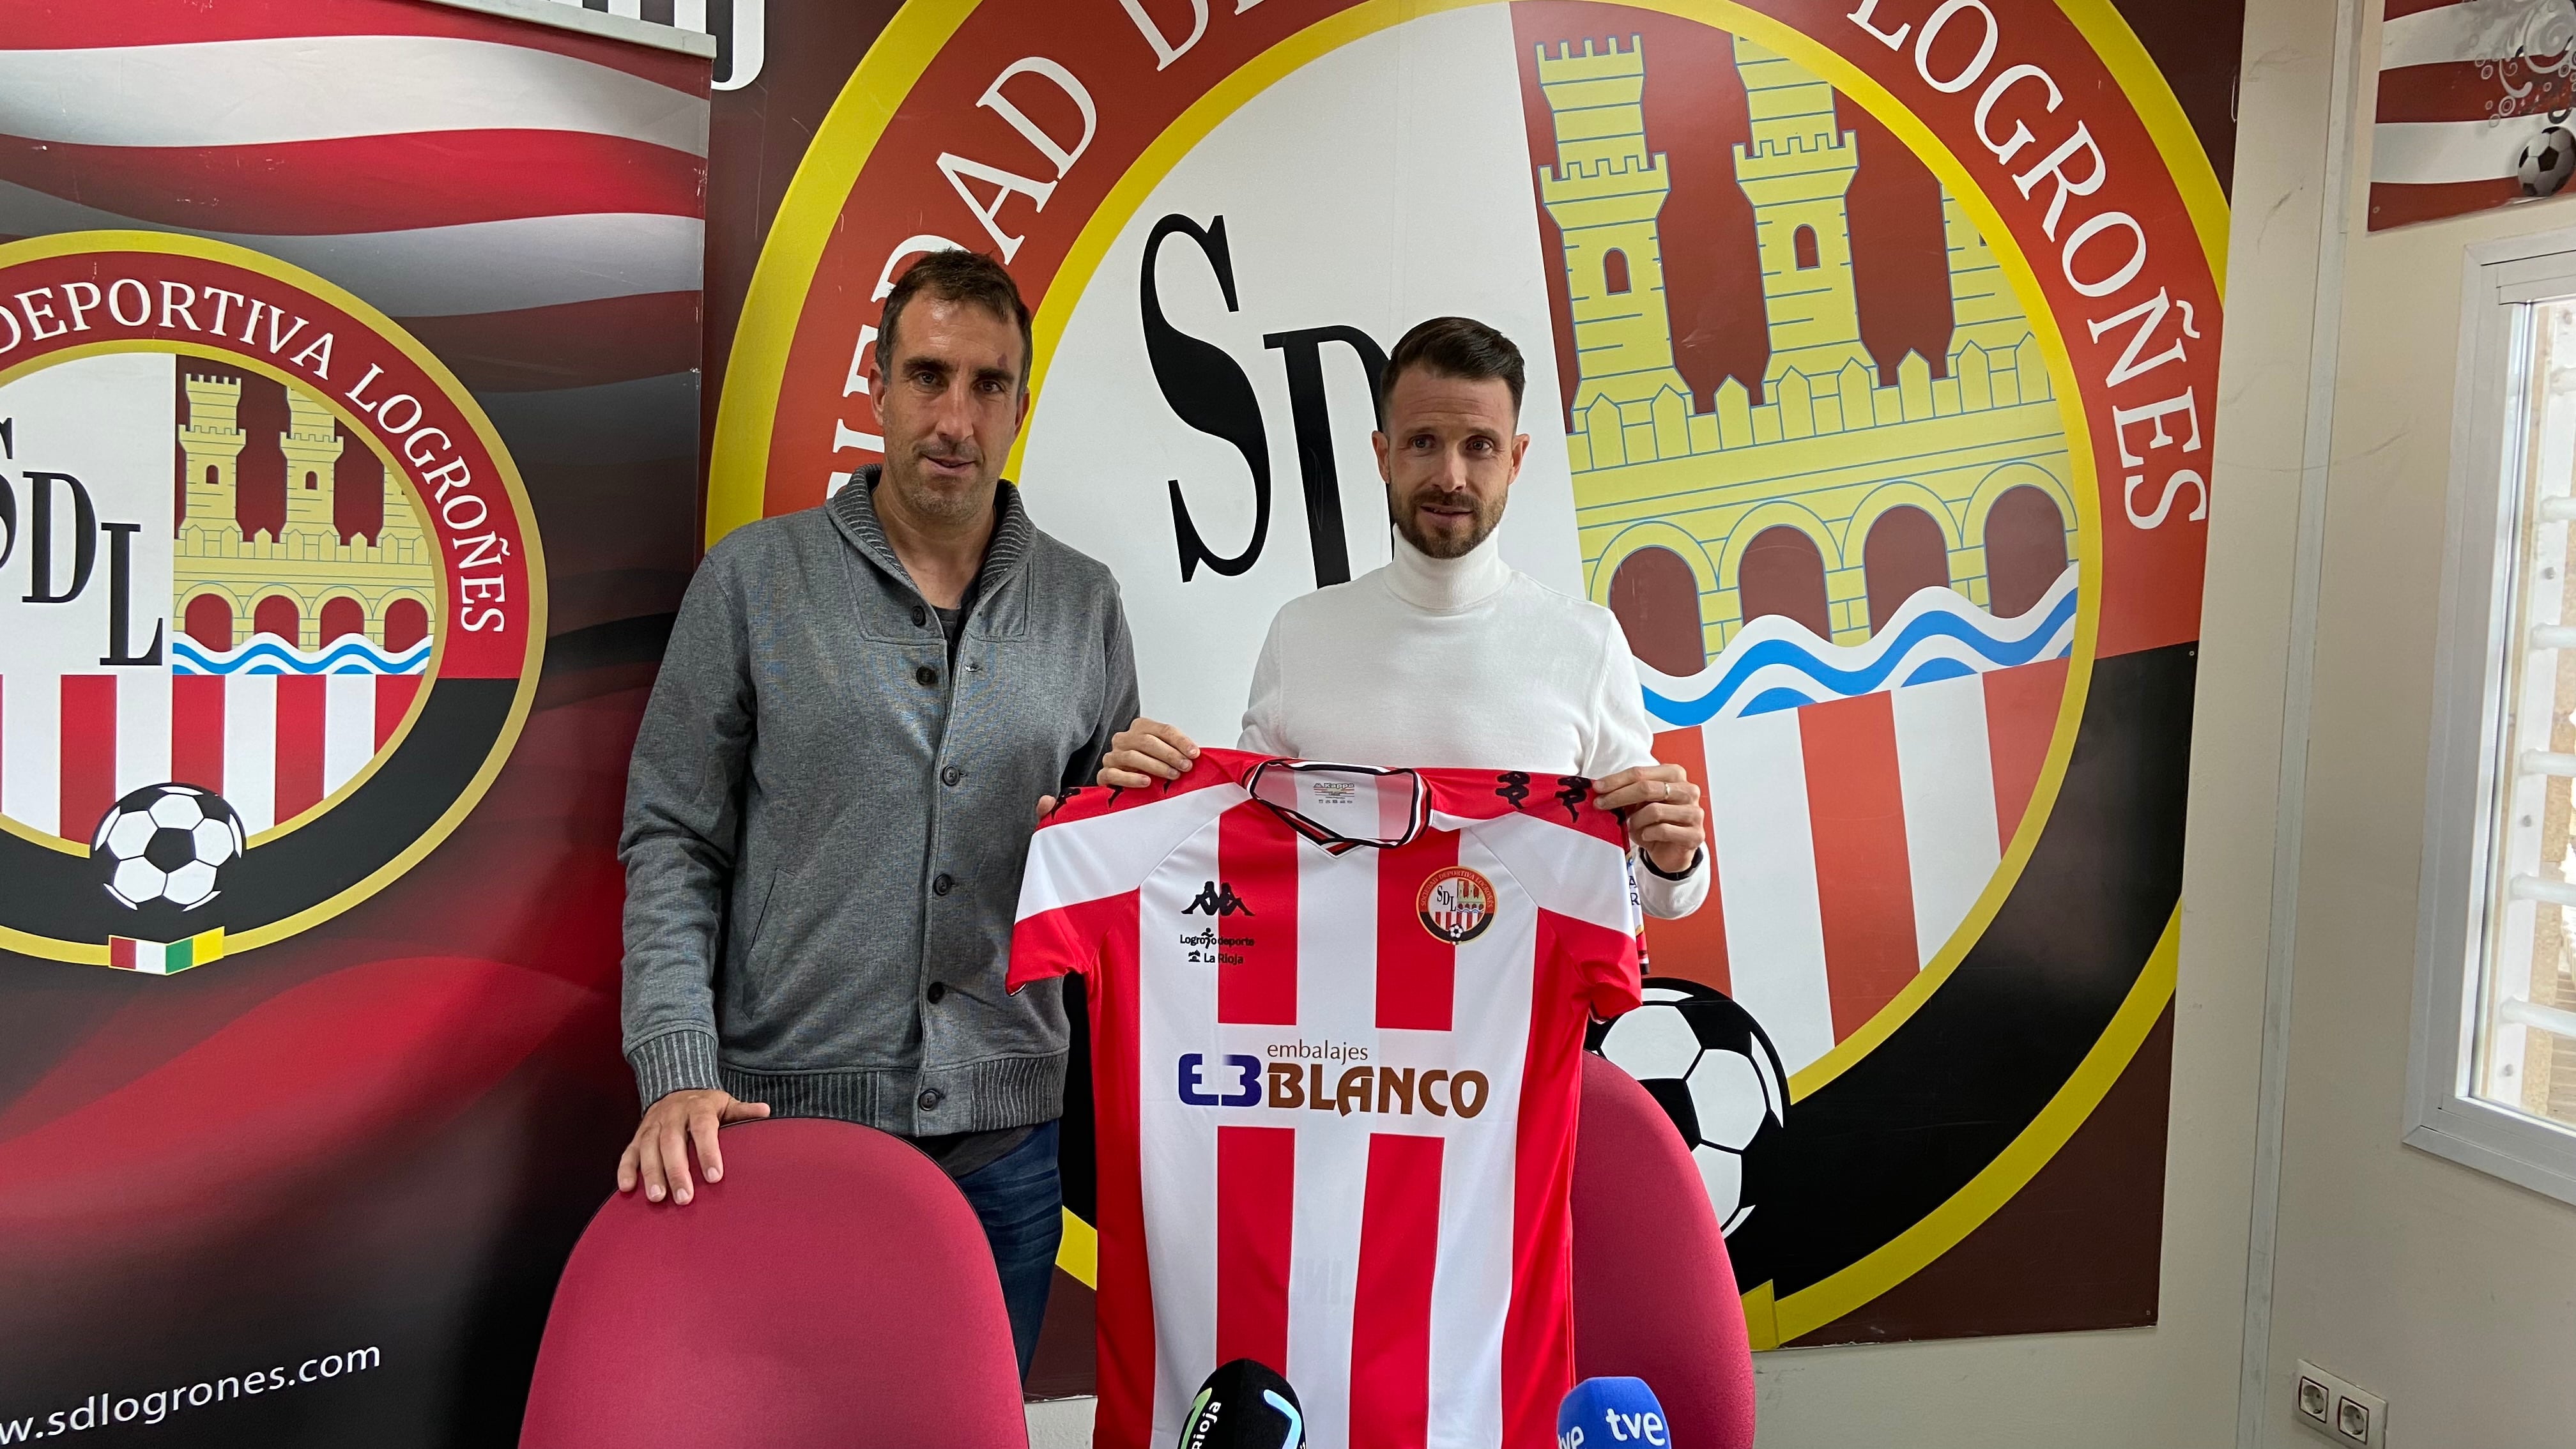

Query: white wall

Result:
[2253,4,2576,1445]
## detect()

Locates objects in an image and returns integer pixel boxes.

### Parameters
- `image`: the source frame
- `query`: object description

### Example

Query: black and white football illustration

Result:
[91,783,246,912]
[1588,978,1790,1236]
[2521,124,2576,198]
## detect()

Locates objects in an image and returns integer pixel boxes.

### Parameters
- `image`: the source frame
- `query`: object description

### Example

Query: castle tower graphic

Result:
[1534,39,1692,421]
[1733,36,1874,389]
[1533,35,2078,663]
[173,372,436,664]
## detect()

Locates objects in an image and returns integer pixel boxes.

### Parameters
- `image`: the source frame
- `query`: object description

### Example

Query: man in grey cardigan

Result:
[615,250,1138,1375]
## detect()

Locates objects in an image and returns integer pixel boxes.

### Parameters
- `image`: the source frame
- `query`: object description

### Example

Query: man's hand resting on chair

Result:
[615,1088,771,1206]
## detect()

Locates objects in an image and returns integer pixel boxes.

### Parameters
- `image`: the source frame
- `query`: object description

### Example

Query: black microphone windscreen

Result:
[1176,1358,1305,1448]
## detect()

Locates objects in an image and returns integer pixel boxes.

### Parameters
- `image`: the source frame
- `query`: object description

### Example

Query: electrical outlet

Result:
[2294,1360,2388,1448]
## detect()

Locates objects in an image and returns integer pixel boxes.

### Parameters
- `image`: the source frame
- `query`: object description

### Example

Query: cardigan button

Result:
[915,664,939,687]
[932,873,953,896]
[926,982,947,1004]
[917,1089,944,1111]
[912,604,927,627]
[941,765,962,787]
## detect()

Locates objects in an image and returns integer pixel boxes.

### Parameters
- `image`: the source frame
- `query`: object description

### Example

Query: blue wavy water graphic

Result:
[1642,570,2078,727]
[172,636,430,677]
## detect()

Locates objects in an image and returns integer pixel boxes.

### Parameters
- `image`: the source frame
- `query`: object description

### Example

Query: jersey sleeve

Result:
[1010,841,1101,992]
[1469,809,1646,1020]
[1561,894,1646,1021]
[1008,772,1246,993]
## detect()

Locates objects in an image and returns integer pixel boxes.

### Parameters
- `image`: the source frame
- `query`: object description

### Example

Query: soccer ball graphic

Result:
[2521,125,2576,198]
[1588,979,1788,1236]
[91,783,245,911]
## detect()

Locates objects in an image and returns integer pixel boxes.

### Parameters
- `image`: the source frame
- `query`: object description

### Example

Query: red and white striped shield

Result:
[10,670,429,844]
[1646,658,2072,1077]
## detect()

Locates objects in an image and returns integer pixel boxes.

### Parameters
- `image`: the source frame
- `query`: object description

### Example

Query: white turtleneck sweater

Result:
[1238,530,1710,919]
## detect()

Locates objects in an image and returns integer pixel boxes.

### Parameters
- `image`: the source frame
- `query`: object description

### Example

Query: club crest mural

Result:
[710,0,2228,1360]
[0,233,545,973]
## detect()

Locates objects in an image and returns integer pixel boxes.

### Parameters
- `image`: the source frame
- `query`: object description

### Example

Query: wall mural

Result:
[0,3,708,1443]
[0,0,2245,1439]
[706,0,2240,1383]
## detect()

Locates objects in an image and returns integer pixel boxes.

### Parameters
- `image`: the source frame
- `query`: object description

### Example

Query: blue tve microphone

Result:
[1557,1376,1671,1448]
[1177,1359,1304,1448]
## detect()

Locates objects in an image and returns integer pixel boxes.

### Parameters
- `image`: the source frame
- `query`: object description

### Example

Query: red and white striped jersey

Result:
[1008,750,1644,1449]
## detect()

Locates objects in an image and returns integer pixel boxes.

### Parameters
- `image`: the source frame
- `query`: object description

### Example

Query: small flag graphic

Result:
[108,929,226,976]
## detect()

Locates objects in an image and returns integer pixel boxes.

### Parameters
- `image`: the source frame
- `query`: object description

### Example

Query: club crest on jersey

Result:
[0,233,544,971]
[1416,865,1498,944]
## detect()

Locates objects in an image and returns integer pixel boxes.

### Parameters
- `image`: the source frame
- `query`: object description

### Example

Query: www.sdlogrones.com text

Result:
[0,1347,383,1441]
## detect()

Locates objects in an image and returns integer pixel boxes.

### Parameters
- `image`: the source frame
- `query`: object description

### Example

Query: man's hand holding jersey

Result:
[1099,718,1201,788]
[1098,717,1704,876]
[1588,764,1705,877]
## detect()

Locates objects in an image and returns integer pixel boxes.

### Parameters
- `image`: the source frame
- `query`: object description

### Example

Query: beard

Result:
[1392,484,1505,560]
[881,441,992,525]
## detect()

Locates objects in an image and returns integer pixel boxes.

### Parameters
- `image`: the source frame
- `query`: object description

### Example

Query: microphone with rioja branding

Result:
[1175,1358,1305,1448]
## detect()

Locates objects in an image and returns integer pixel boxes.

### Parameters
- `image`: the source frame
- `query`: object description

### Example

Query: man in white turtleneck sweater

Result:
[1100,316,1708,918]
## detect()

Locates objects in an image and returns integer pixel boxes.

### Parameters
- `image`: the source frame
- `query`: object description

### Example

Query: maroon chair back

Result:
[1573,1052,1758,1448]
[520,1118,1026,1449]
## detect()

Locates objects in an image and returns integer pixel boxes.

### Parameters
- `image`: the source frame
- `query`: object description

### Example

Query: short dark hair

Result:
[875,249,1034,390]
[1377,316,1526,418]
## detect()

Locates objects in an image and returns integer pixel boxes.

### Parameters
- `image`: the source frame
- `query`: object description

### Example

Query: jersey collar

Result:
[1239,758,1429,854]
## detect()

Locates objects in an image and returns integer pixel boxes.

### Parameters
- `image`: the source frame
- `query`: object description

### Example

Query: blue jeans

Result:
[951,1118,1062,1381]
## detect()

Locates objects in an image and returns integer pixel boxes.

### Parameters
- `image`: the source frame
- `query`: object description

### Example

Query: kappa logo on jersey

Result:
[0,233,544,971]
[1554,777,1589,822]
[1183,878,1254,917]
[1494,771,1590,824]
[1416,864,1498,944]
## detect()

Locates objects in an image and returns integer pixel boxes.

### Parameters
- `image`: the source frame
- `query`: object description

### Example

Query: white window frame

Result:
[2409,227,2576,1207]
